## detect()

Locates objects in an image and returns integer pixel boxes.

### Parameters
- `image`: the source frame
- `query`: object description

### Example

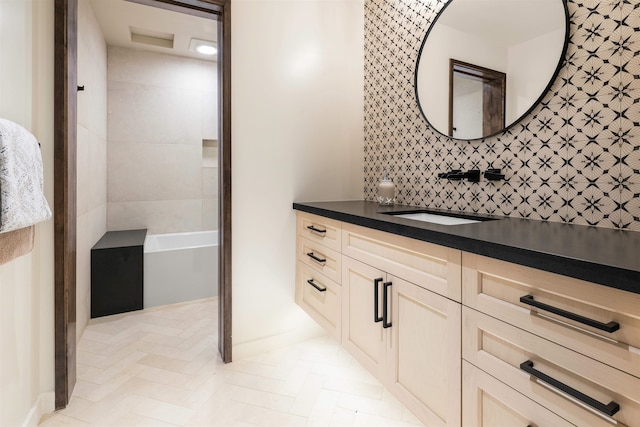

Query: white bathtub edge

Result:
[144,230,218,253]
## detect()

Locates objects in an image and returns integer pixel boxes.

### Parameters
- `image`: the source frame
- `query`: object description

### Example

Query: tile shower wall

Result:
[107,47,218,234]
[363,0,640,231]
[77,0,108,340]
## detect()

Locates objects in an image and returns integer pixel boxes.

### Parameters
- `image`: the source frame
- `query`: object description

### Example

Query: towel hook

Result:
[77,85,85,91]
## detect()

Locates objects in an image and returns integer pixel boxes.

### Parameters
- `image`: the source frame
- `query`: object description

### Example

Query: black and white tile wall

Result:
[363,0,640,230]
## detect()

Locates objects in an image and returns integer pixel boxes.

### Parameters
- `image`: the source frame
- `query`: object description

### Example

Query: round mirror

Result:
[415,0,569,140]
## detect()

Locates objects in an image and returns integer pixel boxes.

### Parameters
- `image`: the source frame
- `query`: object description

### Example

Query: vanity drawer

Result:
[296,212,341,252]
[463,307,640,427]
[462,361,573,427]
[296,261,341,341]
[341,223,461,301]
[297,237,341,283]
[462,252,640,378]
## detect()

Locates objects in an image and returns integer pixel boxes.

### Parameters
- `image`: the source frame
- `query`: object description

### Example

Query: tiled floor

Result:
[39,298,424,426]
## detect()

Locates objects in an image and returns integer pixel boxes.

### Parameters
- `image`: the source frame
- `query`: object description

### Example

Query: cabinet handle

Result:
[520,295,619,333]
[383,282,392,328]
[520,360,620,417]
[307,225,327,235]
[306,252,326,265]
[306,279,326,292]
[374,278,383,323]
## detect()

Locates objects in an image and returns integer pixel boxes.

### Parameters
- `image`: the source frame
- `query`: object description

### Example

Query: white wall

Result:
[76,0,108,341]
[107,47,219,234]
[0,0,55,425]
[507,28,565,120]
[232,0,365,359]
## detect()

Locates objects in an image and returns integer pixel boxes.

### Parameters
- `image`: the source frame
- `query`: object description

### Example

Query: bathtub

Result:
[144,230,218,309]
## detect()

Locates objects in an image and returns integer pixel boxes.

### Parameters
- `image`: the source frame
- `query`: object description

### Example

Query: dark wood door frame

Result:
[53,0,232,409]
[54,0,78,409]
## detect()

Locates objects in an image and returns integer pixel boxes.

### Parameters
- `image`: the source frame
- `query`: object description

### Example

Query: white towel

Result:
[0,118,52,233]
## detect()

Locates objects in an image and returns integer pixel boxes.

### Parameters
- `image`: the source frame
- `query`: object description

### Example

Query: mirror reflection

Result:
[415,0,568,140]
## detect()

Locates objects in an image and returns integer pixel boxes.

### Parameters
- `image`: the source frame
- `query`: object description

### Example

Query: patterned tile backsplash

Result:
[363,0,640,230]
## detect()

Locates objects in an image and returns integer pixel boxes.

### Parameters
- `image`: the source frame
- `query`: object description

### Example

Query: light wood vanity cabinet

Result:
[462,253,640,379]
[295,213,343,341]
[463,252,640,427]
[295,210,640,427]
[296,213,462,427]
[341,223,462,427]
[341,255,462,427]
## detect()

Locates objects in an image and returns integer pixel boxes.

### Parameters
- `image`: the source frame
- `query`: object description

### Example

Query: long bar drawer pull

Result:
[306,252,326,265]
[520,360,620,417]
[306,279,326,292]
[520,295,620,333]
[307,225,327,234]
[374,278,384,323]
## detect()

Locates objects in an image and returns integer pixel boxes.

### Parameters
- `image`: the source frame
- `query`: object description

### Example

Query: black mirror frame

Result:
[414,0,570,141]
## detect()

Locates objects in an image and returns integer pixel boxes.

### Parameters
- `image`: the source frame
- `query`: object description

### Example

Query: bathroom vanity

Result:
[293,201,640,427]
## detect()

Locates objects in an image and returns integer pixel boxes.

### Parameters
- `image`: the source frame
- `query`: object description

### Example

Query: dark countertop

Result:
[293,200,640,295]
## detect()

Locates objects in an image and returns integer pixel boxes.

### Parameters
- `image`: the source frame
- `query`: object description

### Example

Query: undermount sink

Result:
[382,210,497,226]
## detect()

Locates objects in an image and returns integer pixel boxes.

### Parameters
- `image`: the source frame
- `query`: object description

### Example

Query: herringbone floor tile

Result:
[39,298,423,426]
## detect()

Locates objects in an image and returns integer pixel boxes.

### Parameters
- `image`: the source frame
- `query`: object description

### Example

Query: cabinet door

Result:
[462,361,573,427]
[342,256,387,379]
[387,275,461,427]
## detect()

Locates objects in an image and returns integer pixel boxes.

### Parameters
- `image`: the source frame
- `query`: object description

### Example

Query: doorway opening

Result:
[448,59,506,139]
[54,0,231,409]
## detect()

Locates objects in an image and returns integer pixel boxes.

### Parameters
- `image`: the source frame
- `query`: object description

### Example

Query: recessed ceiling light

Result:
[189,38,217,56]
[196,45,217,55]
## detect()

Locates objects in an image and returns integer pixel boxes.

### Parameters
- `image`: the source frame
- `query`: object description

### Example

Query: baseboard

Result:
[232,321,325,361]
[21,392,55,427]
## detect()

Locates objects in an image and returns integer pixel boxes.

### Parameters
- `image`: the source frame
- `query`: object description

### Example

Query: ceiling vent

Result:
[130,26,174,49]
